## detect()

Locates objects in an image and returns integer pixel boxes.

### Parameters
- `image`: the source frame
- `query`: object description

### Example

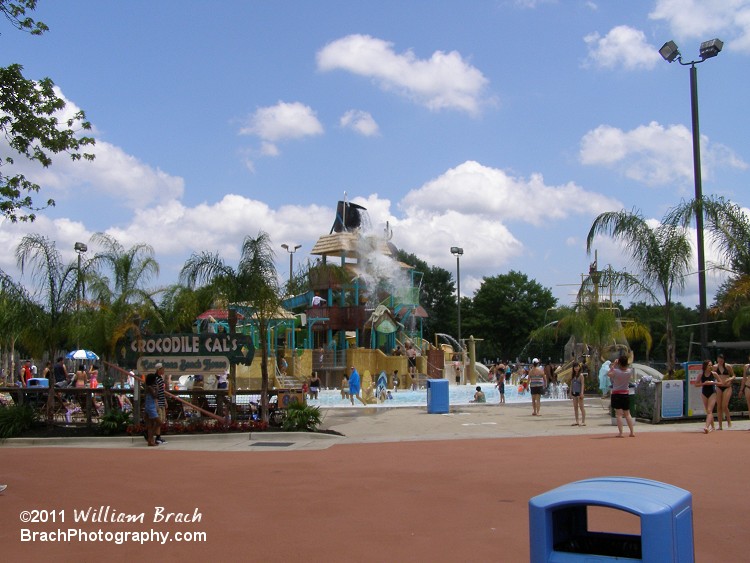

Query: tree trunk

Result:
[665,320,675,372]
[664,303,675,372]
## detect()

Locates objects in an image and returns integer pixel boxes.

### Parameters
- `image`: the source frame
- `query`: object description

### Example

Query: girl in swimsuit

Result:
[739,354,750,423]
[569,361,586,426]
[714,354,735,430]
[694,359,717,434]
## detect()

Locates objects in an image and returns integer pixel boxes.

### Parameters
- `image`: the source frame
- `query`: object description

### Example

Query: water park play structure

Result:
[152,200,652,406]
[188,197,489,395]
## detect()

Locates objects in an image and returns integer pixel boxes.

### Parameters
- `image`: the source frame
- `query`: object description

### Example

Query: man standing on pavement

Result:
[154,363,167,444]
[528,358,547,416]
[53,357,67,387]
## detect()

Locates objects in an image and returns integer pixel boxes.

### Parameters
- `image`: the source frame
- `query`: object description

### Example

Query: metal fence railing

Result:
[0,386,305,428]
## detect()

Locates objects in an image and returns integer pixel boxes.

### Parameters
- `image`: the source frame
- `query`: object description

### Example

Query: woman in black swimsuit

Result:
[714,354,735,430]
[694,359,717,434]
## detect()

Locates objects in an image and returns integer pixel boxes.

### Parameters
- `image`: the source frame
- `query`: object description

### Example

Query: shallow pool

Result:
[305,382,570,408]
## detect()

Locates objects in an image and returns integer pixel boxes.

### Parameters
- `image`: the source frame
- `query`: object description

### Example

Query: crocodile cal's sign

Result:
[126,333,254,374]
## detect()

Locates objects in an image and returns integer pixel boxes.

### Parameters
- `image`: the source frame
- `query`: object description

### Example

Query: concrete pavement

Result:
[2,398,728,451]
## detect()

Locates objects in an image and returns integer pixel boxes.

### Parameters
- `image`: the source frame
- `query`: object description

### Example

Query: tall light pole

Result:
[450,247,463,354]
[74,242,87,348]
[281,243,301,293]
[659,38,723,360]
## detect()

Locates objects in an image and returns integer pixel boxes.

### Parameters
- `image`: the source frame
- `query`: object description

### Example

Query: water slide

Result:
[473,362,491,382]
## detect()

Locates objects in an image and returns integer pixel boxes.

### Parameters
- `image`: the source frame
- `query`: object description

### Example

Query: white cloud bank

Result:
[580,122,747,186]
[316,34,490,115]
[0,88,184,210]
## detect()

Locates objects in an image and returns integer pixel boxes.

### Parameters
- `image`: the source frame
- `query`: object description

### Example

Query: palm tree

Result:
[158,284,217,333]
[666,196,750,336]
[666,196,750,275]
[180,231,281,422]
[15,234,78,360]
[531,302,652,383]
[84,233,161,368]
[0,272,36,385]
[586,209,692,371]
[15,234,81,421]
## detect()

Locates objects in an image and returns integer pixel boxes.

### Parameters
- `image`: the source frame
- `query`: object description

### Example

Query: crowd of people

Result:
[7,357,106,389]
[7,349,750,441]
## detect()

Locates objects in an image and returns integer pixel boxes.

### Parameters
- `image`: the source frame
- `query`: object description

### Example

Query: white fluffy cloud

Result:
[400,161,621,224]
[650,0,750,53]
[316,34,490,115]
[240,101,324,155]
[340,110,380,136]
[583,25,662,70]
[579,122,747,186]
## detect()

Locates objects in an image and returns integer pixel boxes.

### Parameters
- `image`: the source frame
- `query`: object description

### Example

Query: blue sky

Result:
[1,0,749,309]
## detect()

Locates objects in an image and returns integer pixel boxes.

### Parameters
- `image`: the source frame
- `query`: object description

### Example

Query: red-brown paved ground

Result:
[1,431,747,562]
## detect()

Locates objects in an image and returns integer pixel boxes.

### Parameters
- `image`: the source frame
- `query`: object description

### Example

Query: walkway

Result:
[1,399,747,561]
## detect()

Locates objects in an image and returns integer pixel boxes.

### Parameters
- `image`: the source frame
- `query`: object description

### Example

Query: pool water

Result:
[305,382,570,408]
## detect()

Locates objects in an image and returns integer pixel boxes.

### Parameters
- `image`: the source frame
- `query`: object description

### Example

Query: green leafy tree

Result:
[586,209,692,371]
[623,301,699,365]
[1,0,95,222]
[158,283,217,334]
[464,271,556,360]
[180,231,281,423]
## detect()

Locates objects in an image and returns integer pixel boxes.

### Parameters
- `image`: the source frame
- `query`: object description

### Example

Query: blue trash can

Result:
[27,377,49,388]
[529,476,693,562]
[426,379,449,414]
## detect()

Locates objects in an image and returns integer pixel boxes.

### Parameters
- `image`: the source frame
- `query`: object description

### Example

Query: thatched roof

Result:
[310,232,395,259]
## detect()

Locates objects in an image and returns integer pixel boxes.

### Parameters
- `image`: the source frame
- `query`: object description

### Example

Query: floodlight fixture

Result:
[281,243,302,289]
[659,40,680,63]
[699,38,723,60]
[74,242,87,253]
[450,246,463,256]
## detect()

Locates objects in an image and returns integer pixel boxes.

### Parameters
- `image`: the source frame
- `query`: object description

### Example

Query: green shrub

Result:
[0,404,38,438]
[664,369,685,380]
[98,409,132,435]
[281,402,322,432]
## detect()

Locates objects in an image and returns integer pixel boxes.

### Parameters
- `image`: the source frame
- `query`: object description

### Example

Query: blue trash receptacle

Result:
[529,477,693,563]
[27,377,49,388]
[426,379,449,414]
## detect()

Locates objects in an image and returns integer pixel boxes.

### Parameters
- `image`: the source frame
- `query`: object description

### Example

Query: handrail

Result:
[103,360,225,422]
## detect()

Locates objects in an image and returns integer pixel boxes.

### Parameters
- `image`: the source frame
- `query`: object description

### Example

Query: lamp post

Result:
[281,243,301,293]
[450,247,463,354]
[74,242,87,348]
[659,38,723,360]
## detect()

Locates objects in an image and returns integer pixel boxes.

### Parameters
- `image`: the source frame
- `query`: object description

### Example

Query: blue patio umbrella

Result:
[65,349,100,361]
